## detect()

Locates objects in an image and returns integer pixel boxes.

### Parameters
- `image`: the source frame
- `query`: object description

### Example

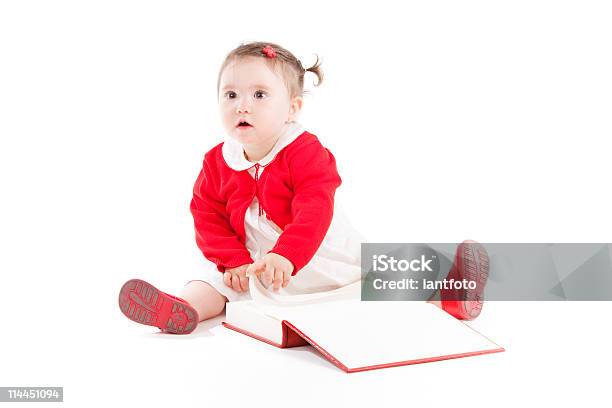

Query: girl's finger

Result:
[223,272,232,287]
[239,275,249,292]
[231,274,242,292]
[273,268,283,291]
[263,264,274,287]
[282,271,290,287]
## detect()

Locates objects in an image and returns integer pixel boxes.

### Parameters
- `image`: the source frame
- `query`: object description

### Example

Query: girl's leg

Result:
[178,280,228,322]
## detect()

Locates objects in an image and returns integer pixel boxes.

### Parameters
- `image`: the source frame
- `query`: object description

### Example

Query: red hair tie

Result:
[262,45,276,58]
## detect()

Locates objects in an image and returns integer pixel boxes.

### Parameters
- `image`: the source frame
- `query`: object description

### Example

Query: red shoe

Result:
[440,240,489,320]
[118,279,199,334]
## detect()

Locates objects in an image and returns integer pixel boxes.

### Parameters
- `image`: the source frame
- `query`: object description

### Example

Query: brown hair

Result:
[217,41,323,98]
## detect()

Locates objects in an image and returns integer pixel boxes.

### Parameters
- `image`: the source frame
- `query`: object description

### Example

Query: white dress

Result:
[193,122,365,302]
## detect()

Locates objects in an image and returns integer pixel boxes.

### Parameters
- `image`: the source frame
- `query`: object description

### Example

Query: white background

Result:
[1,1,611,407]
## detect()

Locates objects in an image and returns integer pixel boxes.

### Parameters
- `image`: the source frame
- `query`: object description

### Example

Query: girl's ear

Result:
[287,96,304,122]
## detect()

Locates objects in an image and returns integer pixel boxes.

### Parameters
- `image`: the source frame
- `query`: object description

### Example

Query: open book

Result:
[223,277,504,373]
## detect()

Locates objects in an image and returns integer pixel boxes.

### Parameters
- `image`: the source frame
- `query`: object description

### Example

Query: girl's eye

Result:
[225,91,237,99]
[254,90,266,99]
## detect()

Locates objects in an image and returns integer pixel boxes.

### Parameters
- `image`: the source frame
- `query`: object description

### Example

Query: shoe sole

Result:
[441,241,490,320]
[118,279,198,334]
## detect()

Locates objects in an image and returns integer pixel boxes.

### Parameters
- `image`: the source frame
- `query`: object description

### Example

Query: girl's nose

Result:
[236,99,251,114]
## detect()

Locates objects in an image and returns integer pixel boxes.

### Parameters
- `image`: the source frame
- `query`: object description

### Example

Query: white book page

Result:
[258,300,502,370]
[225,301,283,345]
[225,278,361,346]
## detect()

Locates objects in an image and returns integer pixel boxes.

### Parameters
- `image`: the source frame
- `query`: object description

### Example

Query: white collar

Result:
[222,122,305,171]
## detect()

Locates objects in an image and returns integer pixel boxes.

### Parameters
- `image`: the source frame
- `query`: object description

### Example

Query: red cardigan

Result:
[190,131,342,275]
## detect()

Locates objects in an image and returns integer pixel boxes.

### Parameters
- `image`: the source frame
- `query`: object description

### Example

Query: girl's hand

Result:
[246,253,294,291]
[224,264,250,293]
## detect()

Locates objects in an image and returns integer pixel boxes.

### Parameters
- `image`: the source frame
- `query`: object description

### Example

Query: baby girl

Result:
[118,41,488,334]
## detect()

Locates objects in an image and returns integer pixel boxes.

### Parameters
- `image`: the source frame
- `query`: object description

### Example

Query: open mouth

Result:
[236,120,253,129]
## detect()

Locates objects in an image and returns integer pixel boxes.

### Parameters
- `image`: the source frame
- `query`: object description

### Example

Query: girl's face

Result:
[218,56,302,149]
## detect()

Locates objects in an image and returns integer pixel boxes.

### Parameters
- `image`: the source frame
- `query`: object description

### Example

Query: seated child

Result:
[118,42,488,334]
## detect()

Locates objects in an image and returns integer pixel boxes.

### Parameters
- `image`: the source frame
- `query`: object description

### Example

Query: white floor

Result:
[2,1,612,406]
[3,295,610,407]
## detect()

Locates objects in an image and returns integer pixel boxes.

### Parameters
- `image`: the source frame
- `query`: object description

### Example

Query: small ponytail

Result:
[304,54,324,87]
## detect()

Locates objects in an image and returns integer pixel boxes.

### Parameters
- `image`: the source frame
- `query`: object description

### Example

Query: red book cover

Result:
[222,319,504,373]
